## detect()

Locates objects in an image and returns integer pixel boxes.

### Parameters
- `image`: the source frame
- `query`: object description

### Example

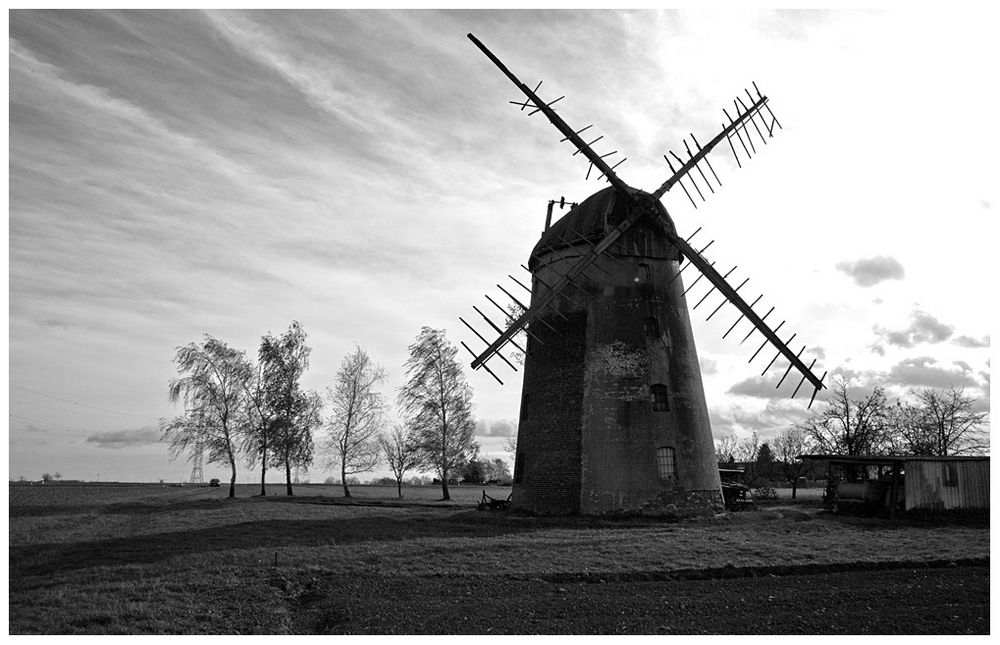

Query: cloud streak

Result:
[86,426,162,449]
[954,335,990,348]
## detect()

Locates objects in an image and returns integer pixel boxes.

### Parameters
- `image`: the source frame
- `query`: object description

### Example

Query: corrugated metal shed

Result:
[800,454,990,516]
[904,457,990,511]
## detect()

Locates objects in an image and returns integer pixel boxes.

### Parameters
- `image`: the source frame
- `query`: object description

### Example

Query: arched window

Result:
[651,383,670,411]
[656,446,677,480]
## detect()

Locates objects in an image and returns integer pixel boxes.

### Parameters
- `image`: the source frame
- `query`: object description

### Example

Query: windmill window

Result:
[656,446,677,480]
[638,263,651,282]
[651,384,670,411]
[943,463,958,487]
[644,316,660,338]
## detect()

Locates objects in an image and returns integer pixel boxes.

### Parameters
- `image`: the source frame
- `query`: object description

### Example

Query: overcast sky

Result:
[7,9,994,483]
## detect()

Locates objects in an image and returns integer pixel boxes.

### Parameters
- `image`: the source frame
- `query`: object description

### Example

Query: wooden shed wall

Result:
[905,460,990,511]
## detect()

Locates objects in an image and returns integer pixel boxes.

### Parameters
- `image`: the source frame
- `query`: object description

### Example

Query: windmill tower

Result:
[460,35,827,517]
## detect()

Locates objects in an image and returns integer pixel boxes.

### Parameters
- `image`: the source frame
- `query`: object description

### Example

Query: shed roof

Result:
[798,454,989,465]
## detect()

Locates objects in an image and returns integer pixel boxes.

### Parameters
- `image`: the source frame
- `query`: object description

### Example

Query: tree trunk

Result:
[791,478,798,499]
[259,442,267,496]
[441,471,450,501]
[341,461,351,498]
[396,477,403,499]
[440,432,450,500]
[285,457,293,496]
[228,453,237,499]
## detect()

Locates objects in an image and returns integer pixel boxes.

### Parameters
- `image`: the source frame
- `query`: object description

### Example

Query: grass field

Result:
[8,482,989,634]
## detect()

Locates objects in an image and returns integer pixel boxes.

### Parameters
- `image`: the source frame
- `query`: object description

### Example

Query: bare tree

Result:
[735,431,764,486]
[902,386,989,456]
[798,378,890,457]
[735,431,760,463]
[380,424,421,498]
[772,427,813,498]
[485,457,512,483]
[328,346,386,497]
[714,434,739,465]
[503,435,518,463]
[41,473,52,483]
[398,327,478,501]
[162,335,251,498]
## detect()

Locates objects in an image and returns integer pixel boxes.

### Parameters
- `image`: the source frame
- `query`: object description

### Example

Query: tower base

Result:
[633,488,725,518]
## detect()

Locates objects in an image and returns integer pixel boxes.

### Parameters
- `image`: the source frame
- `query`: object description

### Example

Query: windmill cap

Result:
[529,186,677,268]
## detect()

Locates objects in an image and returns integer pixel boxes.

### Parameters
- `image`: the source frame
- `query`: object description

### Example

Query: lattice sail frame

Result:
[462,33,826,406]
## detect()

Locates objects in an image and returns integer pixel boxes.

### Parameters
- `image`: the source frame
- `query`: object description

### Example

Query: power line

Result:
[10,413,160,435]
[9,413,96,433]
[11,385,162,420]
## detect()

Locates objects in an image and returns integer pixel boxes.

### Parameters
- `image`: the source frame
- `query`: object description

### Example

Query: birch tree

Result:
[162,335,251,498]
[262,321,318,496]
[328,345,386,497]
[242,359,275,496]
[397,327,478,501]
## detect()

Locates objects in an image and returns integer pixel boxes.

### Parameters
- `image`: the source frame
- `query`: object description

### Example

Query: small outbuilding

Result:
[799,454,989,517]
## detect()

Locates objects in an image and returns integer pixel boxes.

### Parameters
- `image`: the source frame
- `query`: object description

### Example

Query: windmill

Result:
[460,34,827,516]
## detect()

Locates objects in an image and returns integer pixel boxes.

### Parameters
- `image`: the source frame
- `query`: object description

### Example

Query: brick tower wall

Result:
[510,310,587,515]
[579,254,723,516]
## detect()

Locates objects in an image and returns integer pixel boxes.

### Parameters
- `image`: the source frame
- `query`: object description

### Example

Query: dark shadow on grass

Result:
[9,510,583,579]
[10,489,222,518]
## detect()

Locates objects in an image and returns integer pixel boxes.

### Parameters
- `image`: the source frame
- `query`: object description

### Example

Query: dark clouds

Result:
[887,357,978,389]
[731,400,811,433]
[727,375,785,399]
[86,426,161,449]
[873,310,953,349]
[726,357,821,401]
[709,400,811,441]
[835,256,905,287]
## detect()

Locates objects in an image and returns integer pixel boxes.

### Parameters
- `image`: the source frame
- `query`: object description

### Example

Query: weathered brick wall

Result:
[510,310,586,515]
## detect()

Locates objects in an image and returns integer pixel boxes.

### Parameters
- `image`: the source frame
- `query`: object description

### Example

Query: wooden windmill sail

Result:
[461,34,826,516]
